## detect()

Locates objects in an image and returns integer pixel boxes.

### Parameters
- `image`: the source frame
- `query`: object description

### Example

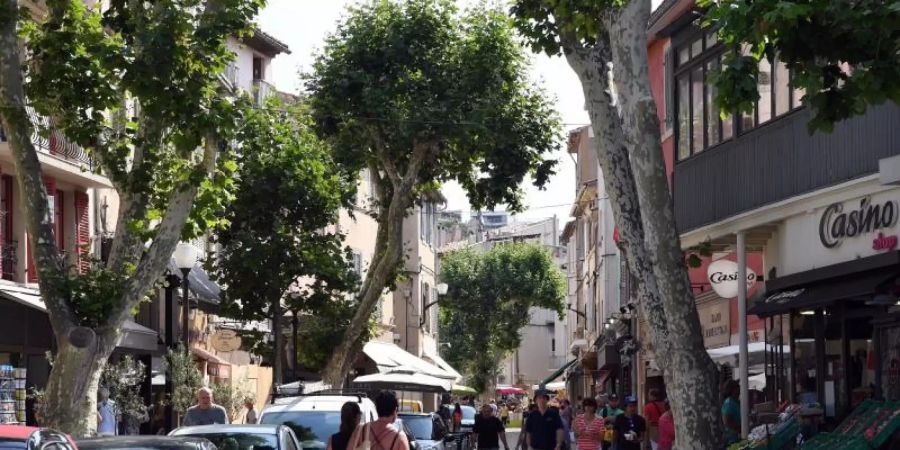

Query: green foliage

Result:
[294,299,376,373]
[100,356,149,427]
[306,0,560,213]
[210,99,360,371]
[212,378,253,422]
[165,347,204,417]
[703,0,900,132]
[438,243,566,392]
[510,0,622,56]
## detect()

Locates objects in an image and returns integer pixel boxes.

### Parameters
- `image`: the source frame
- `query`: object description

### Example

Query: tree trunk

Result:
[291,312,299,381]
[41,329,117,436]
[558,1,724,447]
[273,301,283,385]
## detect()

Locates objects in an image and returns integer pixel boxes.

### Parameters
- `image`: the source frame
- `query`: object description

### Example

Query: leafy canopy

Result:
[211,99,360,342]
[439,243,566,391]
[703,0,900,132]
[307,0,560,212]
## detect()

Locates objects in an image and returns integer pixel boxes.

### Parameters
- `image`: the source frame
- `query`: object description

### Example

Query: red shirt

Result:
[573,414,604,450]
[658,412,675,450]
[644,401,666,424]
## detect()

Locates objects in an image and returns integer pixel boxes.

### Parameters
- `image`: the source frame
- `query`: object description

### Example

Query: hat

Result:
[625,395,638,405]
[608,393,618,400]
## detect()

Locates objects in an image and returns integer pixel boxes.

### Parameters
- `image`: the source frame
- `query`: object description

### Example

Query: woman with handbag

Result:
[573,398,604,450]
[350,391,410,450]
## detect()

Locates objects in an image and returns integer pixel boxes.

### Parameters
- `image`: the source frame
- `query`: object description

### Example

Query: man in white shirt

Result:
[97,387,119,436]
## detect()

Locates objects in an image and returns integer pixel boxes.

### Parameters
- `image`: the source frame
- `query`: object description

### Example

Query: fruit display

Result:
[0,365,25,425]
[801,400,900,449]
[729,405,802,450]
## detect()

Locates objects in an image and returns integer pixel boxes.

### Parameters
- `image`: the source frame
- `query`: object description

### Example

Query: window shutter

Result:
[663,43,674,132]
[55,190,64,250]
[75,191,90,273]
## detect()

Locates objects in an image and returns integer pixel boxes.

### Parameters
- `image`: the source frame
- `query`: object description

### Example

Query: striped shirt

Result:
[573,414,604,450]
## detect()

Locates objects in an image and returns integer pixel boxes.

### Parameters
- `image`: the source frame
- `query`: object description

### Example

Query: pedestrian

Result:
[349,391,409,450]
[516,404,538,450]
[244,398,258,424]
[473,403,510,450]
[573,398,604,450]
[97,387,119,437]
[524,392,564,450]
[657,402,674,450]
[490,399,499,417]
[559,399,573,450]
[598,394,622,450]
[328,402,361,450]
[453,403,464,432]
[643,389,666,450]
[500,403,510,426]
[721,380,741,447]
[183,387,230,426]
[612,396,646,450]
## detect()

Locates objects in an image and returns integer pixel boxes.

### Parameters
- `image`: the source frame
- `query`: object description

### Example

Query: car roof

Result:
[263,395,376,414]
[0,425,38,440]
[77,436,212,449]
[171,424,283,435]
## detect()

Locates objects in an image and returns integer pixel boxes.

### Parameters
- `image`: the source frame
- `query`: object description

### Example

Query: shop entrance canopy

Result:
[352,368,451,393]
[751,268,899,317]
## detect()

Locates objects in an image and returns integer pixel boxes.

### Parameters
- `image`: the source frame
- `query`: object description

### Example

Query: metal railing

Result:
[223,63,239,89]
[2,240,17,281]
[253,78,276,105]
[0,106,96,169]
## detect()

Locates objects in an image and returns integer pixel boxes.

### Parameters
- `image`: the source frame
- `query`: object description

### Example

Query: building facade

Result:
[648,0,900,424]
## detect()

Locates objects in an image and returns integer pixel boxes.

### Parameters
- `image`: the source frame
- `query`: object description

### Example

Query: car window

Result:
[261,411,340,449]
[400,416,434,441]
[432,417,447,439]
[176,432,277,450]
[0,440,26,450]
[460,407,476,421]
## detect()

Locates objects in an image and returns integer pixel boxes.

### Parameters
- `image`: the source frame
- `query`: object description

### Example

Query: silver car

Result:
[170,424,302,450]
[398,413,460,450]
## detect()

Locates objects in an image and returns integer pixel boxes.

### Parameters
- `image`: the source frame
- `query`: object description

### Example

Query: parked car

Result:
[77,436,216,450]
[393,417,419,450]
[259,392,377,450]
[170,424,300,450]
[0,425,77,450]
[458,407,476,432]
[398,413,459,450]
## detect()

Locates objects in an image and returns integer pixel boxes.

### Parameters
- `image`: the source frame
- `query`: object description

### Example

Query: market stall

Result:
[799,400,900,449]
[0,365,25,425]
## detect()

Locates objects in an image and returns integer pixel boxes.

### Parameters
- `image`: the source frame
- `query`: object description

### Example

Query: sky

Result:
[257,0,592,225]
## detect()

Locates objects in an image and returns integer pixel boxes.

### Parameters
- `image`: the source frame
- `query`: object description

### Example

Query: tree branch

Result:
[0,0,74,331]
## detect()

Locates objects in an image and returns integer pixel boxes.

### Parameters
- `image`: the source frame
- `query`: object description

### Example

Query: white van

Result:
[259,392,378,450]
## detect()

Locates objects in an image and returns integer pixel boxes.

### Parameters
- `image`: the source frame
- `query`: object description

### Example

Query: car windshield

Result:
[0,440,25,450]
[176,432,277,450]
[261,411,339,448]
[460,407,476,421]
[399,416,433,440]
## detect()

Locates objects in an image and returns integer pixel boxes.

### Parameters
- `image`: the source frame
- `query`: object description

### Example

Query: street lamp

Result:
[420,283,449,327]
[436,283,448,295]
[173,242,199,349]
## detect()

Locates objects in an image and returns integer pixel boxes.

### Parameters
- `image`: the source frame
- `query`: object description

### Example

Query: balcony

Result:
[223,63,239,90]
[0,107,95,170]
[2,240,16,281]
[253,79,276,105]
[673,103,900,233]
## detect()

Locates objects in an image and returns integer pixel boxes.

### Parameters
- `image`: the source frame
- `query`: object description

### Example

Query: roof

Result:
[422,349,462,381]
[560,220,576,243]
[242,29,291,57]
[171,424,282,435]
[168,260,222,304]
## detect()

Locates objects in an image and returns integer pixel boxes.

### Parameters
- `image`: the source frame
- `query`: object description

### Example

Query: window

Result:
[352,251,363,277]
[673,27,804,160]
[551,338,556,352]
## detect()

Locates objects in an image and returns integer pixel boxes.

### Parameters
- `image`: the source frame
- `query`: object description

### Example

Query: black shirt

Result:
[473,415,505,449]
[613,414,647,450]
[331,431,352,450]
[524,409,563,450]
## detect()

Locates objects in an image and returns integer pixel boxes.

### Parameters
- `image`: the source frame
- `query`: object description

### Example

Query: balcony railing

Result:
[223,63,239,89]
[253,79,276,105]
[25,106,95,169]
[2,240,16,281]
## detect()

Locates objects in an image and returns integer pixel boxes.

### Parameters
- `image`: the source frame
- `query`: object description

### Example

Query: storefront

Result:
[752,189,900,424]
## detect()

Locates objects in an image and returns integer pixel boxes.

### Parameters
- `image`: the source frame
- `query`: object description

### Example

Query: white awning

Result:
[423,349,462,382]
[0,284,45,311]
[362,341,455,380]
[352,368,451,393]
[707,343,791,364]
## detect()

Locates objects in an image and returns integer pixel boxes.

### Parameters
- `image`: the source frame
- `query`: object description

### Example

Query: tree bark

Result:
[273,299,283,385]
[557,1,724,447]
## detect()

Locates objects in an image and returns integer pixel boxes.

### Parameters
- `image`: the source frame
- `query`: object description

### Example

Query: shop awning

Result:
[750,268,899,317]
[191,346,232,378]
[362,341,455,380]
[169,260,222,306]
[706,343,791,364]
[0,285,161,353]
[352,368,451,393]
[423,349,462,382]
[539,359,577,389]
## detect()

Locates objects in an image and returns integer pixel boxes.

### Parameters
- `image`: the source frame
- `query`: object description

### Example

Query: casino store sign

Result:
[819,196,900,251]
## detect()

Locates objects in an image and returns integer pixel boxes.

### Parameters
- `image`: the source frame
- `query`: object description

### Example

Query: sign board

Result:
[707,259,757,299]
[210,329,242,353]
[698,300,731,348]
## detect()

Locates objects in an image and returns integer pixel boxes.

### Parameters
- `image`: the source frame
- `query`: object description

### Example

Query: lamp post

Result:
[420,282,448,327]
[173,242,199,350]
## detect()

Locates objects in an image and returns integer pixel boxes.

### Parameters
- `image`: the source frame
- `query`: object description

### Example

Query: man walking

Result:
[184,387,230,426]
[612,396,646,450]
[97,387,119,437]
[244,398,258,424]
[473,404,510,450]
[598,394,622,450]
[525,393,564,450]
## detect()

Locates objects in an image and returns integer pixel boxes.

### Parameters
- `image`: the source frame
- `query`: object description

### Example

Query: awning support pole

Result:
[737,231,750,438]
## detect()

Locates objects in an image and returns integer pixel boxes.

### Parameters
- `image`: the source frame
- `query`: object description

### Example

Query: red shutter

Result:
[75,191,90,273]
[27,178,56,282]
[55,190,64,250]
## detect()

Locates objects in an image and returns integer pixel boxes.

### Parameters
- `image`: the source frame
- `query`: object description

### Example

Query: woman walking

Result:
[327,402,361,450]
[573,398,604,450]
[453,403,464,433]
